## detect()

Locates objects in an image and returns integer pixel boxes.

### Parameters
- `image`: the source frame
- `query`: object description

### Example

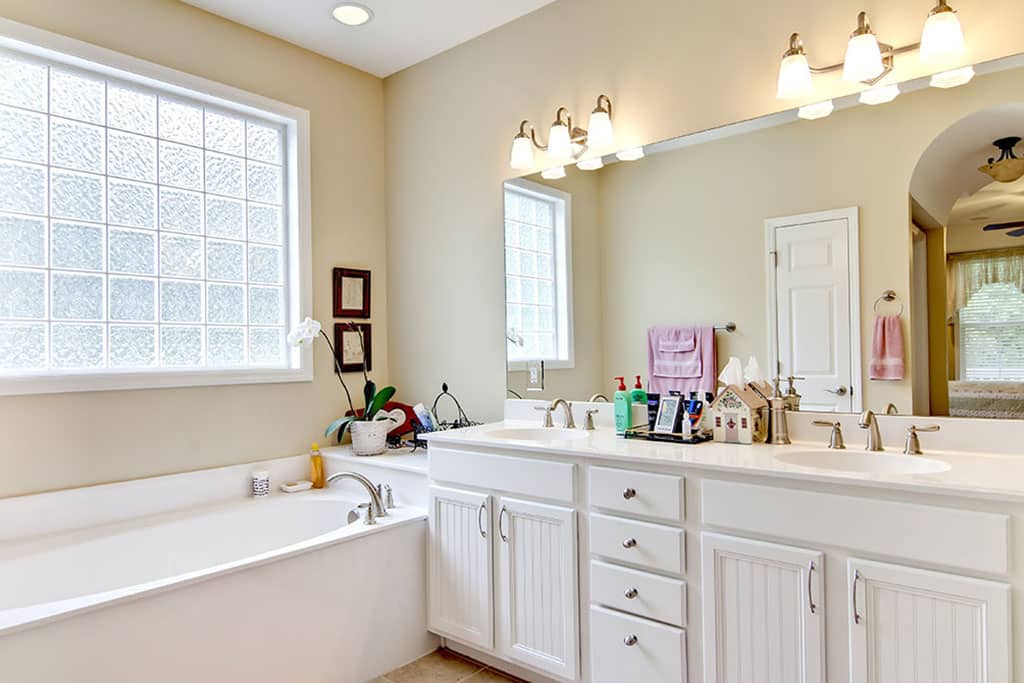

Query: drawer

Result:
[429,447,575,503]
[589,466,684,523]
[590,605,687,683]
[591,560,687,627]
[589,513,685,575]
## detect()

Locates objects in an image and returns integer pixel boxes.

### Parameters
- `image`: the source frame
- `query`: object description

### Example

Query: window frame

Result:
[0,18,313,396]
[956,282,1024,381]
[503,178,574,371]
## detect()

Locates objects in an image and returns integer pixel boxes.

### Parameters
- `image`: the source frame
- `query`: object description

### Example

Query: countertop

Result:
[423,420,1024,503]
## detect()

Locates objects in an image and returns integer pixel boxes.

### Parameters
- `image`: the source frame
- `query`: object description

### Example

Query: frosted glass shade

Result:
[509,135,534,170]
[547,123,572,162]
[843,33,885,82]
[540,166,566,180]
[587,109,614,150]
[920,10,964,65]
[797,100,834,121]
[859,84,900,105]
[930,66,974,88]
[777,53,813,99]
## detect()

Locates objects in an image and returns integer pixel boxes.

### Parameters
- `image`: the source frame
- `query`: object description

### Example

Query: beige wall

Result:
[0,0,387,498]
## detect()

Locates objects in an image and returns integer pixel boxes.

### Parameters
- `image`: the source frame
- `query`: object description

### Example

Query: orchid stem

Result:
[320,329,355,417]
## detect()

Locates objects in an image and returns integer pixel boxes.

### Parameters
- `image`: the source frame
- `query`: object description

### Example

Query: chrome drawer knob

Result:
[623,487,637,499]
[624,634,638,647]
[622,537,637,549]
[624,587,638,599]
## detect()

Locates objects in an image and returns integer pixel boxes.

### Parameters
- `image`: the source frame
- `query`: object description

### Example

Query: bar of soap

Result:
[280,480,313,493]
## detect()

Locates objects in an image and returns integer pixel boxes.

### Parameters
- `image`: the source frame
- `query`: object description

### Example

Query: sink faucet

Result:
[549,398,576,429]
[858,410,884,451]
[326,471,386,523]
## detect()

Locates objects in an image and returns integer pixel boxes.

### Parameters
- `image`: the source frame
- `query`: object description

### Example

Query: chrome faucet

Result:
[549,398,576,429]
[326,471,386,523]
[858,410,884,451]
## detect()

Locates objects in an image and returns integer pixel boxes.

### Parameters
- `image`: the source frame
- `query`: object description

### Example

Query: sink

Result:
[775,450,951,475]
[486,427,590,443]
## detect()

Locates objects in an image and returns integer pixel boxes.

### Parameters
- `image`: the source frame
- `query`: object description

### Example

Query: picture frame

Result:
[332,268,371,318]
[334,323,372,373]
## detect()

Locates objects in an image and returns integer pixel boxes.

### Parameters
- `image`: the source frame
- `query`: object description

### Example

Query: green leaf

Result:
[336,419,353,445]
[365,385,396,420]
[324,415,355,438]
[363,380,376,415]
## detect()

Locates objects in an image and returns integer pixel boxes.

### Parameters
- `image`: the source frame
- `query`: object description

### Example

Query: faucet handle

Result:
[812,420,846,449]
[534,405,554,428]
[904,424,940,455]
[584,409,599,431]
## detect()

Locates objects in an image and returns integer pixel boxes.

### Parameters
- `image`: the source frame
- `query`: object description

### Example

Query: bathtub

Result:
[0,452,436,683]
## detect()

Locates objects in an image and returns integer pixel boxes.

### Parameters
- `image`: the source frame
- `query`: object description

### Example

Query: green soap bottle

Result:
[613,376,630,436]
[630,375,647,406]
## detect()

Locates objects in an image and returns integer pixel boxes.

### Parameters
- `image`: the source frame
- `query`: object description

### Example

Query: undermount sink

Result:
[486,427,590,443]
[775,449,952,475]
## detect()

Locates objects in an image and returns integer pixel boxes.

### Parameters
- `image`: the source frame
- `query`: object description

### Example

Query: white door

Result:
[428,485,494,650]
[701,532,825,683]
[496,496,579,681]
[767,208,861,412]
[848,558,1011,683]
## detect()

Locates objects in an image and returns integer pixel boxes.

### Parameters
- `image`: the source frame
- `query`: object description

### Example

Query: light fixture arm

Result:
[594,94,613,121]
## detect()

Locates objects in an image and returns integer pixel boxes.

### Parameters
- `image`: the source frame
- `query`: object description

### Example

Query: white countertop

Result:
[424,420,1024,503]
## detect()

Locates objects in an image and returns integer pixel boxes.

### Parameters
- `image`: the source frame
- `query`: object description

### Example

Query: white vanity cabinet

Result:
[700,532,825,683]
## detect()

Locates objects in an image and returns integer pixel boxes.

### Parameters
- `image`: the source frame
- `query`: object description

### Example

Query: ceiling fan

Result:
[983,219,1024,237]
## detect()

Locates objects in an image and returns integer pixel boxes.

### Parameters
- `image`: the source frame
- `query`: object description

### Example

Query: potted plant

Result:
[287,317,396,455]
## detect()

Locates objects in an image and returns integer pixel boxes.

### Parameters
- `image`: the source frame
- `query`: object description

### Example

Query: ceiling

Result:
[182,0,559,77]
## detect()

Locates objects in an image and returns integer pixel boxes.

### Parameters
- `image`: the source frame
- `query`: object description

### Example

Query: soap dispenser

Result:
[784,375,804,412]
[767,378,792,445]
[310,442,325,489]
[630,376,647,406]
[613,377,630,436]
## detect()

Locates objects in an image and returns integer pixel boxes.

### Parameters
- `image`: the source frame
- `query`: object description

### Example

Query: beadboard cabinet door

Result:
[496,496,579,681]
[848,558,1011,683]
[428,485,494,650]
[701,532,826,683]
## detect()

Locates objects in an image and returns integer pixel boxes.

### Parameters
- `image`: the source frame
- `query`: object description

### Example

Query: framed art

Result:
[333,267,371,318]
[334,323,372,373]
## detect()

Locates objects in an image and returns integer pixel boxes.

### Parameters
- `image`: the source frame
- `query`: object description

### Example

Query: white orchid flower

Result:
[287,317,322,347]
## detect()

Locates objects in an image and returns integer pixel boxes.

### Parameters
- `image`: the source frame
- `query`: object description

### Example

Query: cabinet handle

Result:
[852,569,862,625]
[624,587,638,600]
[477,502,487,539]
[623,487,637,499]
[498,506,509,543]
[807,560,817,615]
[623,634,638,647]
[622,537,637,549]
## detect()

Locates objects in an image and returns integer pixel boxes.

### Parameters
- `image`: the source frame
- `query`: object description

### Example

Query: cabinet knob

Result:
[622,537,637,549]
[623,634,638,647]
[624,587,638,599]
[622,487,637,499]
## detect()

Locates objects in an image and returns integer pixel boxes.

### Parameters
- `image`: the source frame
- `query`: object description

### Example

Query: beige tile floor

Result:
[374,648,525,683]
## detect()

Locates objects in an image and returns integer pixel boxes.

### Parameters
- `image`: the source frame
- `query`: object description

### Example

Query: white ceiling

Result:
[182,0,559,77]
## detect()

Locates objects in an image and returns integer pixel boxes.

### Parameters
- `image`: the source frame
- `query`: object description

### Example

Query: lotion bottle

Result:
[630,375,647,406]
[613,376,630,436]
[310,442,325,489]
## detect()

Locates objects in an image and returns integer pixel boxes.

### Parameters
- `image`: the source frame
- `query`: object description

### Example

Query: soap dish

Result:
[280,480,313,493]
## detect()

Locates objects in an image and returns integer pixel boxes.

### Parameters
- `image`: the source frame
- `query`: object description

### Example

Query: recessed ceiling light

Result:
[332,3,373,27]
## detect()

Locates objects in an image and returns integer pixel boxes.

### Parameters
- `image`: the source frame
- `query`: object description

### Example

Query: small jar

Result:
[251,470,270,498]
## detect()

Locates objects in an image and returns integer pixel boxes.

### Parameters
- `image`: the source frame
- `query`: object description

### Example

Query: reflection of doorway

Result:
[911,227,931,415]
[765,208,862,413]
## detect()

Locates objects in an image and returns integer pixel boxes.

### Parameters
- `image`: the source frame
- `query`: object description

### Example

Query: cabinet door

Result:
[497,496,579,681]
[428,485,494,650]
[701,532,825,683]
[848,558,1010,683]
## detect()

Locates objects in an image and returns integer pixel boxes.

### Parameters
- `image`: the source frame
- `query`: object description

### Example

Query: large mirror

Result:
[504,54,1024,420]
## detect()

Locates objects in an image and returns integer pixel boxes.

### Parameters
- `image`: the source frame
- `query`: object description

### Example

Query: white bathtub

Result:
[0,452,436,683]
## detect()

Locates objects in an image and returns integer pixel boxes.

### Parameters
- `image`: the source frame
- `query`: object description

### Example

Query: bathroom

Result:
[2,0,1024,681]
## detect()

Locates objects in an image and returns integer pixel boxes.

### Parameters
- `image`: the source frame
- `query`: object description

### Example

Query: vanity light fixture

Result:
[331,3,373,26]
[776,34,814,99]
[616,147,645,161]
[507,95,615,169]
[541,166,567,180]
[797,100,834,120]
[859,83,901,105]
[920,0,965,65]
[576,157,604,171]
[930,65,974,88]
[842,12,886,83]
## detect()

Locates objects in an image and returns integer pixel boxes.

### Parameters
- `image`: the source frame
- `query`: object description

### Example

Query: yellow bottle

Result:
[310,442,325,489]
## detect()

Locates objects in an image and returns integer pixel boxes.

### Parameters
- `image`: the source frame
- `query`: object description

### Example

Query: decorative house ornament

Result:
[710,384,768,445]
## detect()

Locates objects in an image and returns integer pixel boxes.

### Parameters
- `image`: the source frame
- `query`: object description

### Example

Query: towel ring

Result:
[873,290,903,316]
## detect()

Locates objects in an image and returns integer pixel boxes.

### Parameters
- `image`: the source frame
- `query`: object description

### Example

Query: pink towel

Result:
[869,315,904,380]
[648,326,716,395]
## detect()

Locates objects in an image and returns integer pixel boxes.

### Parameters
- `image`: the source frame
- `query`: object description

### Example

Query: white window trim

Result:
[504,178,574,372]
[0,18,313,396]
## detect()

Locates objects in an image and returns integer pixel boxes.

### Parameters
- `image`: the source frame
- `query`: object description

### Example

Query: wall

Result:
[0,0,387,498]
[384,0,1024,423]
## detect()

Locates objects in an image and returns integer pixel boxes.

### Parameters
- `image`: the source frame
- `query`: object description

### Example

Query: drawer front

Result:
[590,560,687,627]
[429,447,575,503]
[589,513,685,575]
[590,605,687,683]
[589,466,684,523]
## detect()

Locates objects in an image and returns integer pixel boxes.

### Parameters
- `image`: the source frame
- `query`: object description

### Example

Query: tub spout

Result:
[326,471,387,523]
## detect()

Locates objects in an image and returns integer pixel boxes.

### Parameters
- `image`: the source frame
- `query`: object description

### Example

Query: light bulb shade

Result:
[843,33,885,82]
[859,84,900,105]
[547,123,573,162]
[920,9,964,65]
[541,166,566,180]
[777,53,813,99]
[930,65,974,88]
[509,135,535,170]
[797,100,834,121]
[576,157,604,171]
[587,109,615,150]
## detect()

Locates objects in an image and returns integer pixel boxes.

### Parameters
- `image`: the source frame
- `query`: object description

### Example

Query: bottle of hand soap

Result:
[630,375,647,405]
[613,376,630,436]
[310,443,325,489]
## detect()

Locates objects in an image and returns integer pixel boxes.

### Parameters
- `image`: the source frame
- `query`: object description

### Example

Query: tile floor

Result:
[375,648,525,683]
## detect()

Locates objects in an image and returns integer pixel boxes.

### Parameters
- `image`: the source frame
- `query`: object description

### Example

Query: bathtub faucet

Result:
[326,471,387,523]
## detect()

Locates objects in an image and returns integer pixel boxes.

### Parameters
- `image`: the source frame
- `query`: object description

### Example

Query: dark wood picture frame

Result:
[334,323,372,373]
[332,267,371,318]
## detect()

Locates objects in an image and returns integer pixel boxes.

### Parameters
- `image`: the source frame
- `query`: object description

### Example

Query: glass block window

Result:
[0,47,291,377]
[503,181,573,366]
[958,282,1024,380]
